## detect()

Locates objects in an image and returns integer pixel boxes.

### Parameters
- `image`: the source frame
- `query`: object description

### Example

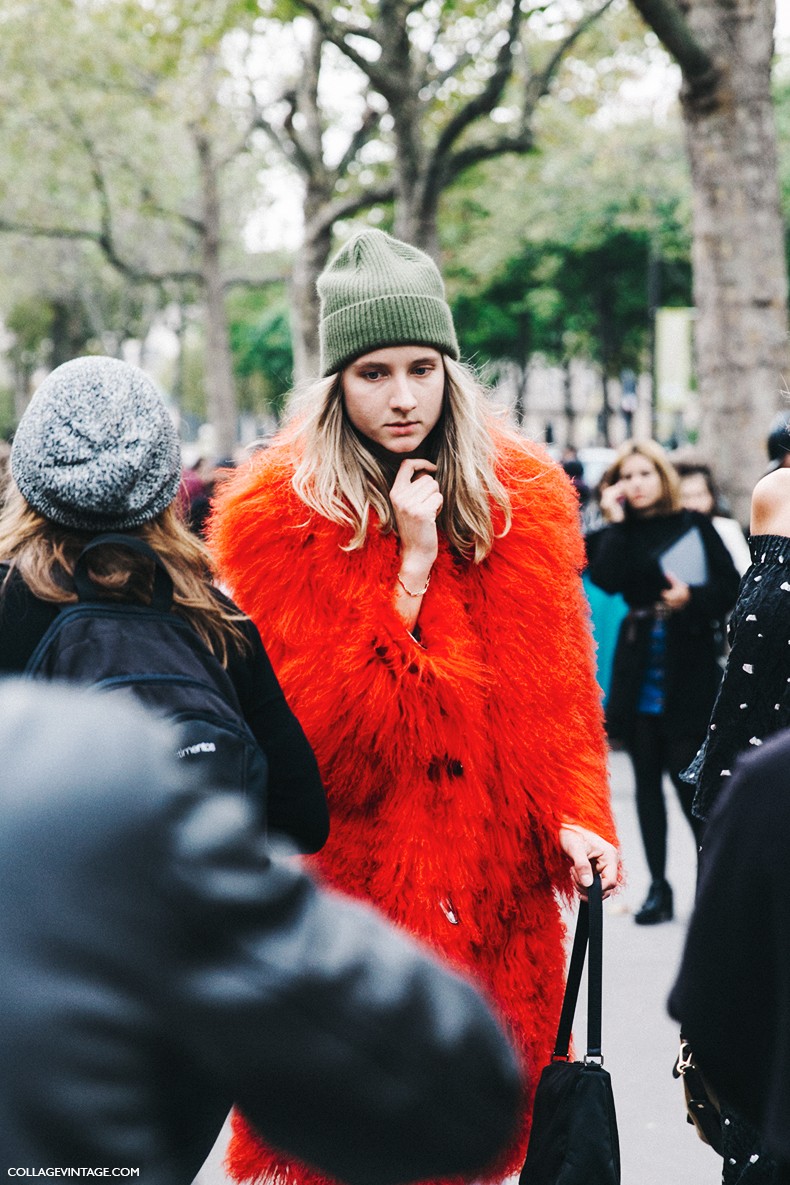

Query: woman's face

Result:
[619,453,664,514]
[680,473,714,515]
[341,345,445,457]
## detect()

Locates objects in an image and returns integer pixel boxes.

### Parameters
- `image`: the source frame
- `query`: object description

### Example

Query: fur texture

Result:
[208,430,616,1185]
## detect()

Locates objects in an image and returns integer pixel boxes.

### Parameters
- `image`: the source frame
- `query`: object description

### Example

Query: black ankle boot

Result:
[634,879,673,925]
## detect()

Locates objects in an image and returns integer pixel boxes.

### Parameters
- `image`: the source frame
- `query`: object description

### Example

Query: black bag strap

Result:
[551,872,603,1063]
[73,533,173,611]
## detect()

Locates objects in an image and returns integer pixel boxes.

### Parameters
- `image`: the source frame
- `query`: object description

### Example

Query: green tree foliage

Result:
[452,225,690,432]
[228,289,294,422]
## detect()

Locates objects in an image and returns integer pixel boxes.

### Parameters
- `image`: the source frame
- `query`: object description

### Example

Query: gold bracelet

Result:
[397,571,431,598]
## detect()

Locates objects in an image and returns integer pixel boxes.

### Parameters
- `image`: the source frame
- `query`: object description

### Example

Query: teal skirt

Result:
[582,572,628,705]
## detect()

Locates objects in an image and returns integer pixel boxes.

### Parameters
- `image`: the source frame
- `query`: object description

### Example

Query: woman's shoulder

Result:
[750,467,790,536]
[491,429,576,507]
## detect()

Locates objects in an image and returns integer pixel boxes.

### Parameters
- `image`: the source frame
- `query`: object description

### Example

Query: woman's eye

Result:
[412,366,431,376]
[361,370,382,381]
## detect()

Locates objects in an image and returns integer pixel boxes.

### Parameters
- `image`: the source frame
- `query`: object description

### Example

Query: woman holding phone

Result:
[586,440,739,924]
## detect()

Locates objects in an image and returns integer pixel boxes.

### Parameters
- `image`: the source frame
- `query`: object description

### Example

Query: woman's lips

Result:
[386,423,418,435]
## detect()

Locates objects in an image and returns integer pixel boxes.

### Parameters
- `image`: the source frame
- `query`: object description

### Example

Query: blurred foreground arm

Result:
[170,795,524,1185]
[0,681,522,1184]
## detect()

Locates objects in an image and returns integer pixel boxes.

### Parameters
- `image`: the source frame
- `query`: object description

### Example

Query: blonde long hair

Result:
[0,486,246,664]
[288,356,512,562]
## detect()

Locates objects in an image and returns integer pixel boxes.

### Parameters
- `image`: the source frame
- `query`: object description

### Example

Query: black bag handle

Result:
[551,872,604,1063]
[73,533,173,611]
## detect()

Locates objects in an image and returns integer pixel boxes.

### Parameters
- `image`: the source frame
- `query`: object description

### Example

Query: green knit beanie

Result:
[317,229,460,376]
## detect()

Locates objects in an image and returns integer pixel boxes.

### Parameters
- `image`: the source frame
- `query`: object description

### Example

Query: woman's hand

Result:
[559,824,619,899]
[391,459,443,575]
[599,481,627,523]
[390,459,443,633]
[660,571,691,611]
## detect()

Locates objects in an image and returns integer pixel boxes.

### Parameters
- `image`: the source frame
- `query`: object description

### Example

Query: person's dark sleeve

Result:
[669,736,790,1165]
[585,522,665,601]
[0,567,59,672]
[227,615,329,854]
[167,797,524,1185]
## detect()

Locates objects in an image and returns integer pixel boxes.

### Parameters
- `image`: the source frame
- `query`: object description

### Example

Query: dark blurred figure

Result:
[670,730,790,1185]
[0,680,522,1183]
[189,457,237,538]
[767,411,790,472]
[561,457,592,514]
[179,456,209,523]
[674,458,751,577]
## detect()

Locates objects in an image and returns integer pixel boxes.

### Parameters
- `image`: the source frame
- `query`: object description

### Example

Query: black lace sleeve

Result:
[686,535,790,819]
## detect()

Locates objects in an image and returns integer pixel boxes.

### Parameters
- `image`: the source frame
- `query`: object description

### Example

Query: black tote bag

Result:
[519,874,620,1185]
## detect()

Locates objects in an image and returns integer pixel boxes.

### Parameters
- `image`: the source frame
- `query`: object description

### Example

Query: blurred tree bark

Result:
[630,0,790,523]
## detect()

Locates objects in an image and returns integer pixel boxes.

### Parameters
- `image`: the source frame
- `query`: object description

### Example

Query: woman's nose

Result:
[390,373,418,409]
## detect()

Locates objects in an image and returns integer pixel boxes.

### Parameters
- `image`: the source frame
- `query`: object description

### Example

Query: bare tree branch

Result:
[441,130,535,187]
[0,218,202,285]
[295,0,397,100]
[334,106,383,179]
[523,0,619,112]
[429,50,477,91]
[629,0,718,92]
[222,270,290,291]
[428,0,522,167]
[309,183,396,237]
[281,89,323,180]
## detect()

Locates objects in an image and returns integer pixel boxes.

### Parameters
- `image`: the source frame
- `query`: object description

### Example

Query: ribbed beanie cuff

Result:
[318,230,460,376]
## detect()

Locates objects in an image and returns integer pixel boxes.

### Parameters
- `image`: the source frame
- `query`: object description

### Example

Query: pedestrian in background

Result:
[209,228,619,1185]
[0,355,328,855]
[674,457,752,576]
[586,440,739,924]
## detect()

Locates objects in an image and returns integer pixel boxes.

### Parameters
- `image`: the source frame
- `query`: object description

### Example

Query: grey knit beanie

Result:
[317,229,460,376]
[11,356,182,531]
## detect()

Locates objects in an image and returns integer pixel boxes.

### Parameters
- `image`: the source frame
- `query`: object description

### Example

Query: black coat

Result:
[0,680,522,1183]
[586,510,740,742]
[669,728,790,1169]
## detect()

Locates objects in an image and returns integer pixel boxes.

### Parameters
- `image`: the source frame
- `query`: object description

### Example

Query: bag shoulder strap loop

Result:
[73,533,173,611]
[551,873,603,1062]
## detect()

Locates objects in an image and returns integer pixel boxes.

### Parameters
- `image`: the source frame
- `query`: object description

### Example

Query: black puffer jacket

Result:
[586,510,740,742]
[0,681,522,1183]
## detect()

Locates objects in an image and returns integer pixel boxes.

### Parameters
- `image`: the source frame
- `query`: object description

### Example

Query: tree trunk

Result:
[679,0,789,523]
[291,203,333,383]
[195,130,238,460]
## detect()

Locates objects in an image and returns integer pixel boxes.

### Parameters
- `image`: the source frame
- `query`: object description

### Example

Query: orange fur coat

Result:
[208,431,617,1185]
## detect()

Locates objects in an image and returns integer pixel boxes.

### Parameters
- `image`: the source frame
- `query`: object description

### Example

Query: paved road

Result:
[194,747,722,1185]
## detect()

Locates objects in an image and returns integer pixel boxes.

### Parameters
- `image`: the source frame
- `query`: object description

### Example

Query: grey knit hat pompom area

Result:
[317,229,460,376]
[11,356,182,531]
